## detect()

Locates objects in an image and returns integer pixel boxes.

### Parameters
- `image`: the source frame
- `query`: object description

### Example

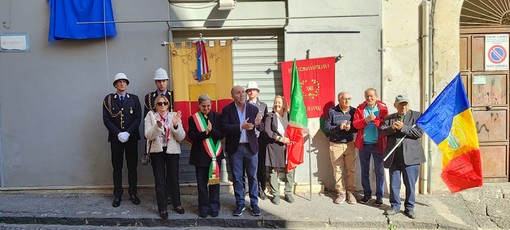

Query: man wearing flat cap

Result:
[103,72,142,207]
[380,95,425,219]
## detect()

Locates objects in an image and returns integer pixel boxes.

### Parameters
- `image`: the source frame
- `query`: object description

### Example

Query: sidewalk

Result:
[0,183,509,229]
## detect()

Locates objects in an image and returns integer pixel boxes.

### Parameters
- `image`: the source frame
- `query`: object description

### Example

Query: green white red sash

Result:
[192,112,222,185]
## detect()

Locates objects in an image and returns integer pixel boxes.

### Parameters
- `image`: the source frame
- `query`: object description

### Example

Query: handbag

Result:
[141,140,152,165]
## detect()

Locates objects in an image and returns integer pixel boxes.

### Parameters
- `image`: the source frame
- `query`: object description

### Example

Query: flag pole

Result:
[308,137,312,201]
[383,124,416,162]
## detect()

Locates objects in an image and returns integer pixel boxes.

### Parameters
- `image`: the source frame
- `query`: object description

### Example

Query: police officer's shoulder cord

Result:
[103,94,122,118]
[145,93,155,113]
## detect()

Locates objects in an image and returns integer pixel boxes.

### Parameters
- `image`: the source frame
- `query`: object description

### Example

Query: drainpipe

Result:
[420,0,432,195]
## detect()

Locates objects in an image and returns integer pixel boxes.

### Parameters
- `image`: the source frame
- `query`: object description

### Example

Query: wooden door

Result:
[460,28,510,182]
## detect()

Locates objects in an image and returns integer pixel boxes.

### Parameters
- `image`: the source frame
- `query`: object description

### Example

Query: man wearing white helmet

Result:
[103,72,142,207]
[144,68,173,116]
[245,81,268,200]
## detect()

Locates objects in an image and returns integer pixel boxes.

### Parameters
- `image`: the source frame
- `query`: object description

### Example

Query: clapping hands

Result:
[172,111,182,126]
[340,120,351,131]
[392,121,404,130]
[366,111,376,123]
[242,118,255,130]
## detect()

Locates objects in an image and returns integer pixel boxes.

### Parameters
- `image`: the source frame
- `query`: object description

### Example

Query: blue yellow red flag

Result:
[416,73,483,193]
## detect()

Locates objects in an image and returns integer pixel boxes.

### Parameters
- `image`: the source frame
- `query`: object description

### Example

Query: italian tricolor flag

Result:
[285,59,309,172]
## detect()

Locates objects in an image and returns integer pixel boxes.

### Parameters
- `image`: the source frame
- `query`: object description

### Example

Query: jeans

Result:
[389,160,420,211]
[359,144,384,198]
[231,144,258,207]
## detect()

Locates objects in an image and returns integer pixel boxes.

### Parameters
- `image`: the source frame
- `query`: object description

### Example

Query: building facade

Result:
[0,0,507,193]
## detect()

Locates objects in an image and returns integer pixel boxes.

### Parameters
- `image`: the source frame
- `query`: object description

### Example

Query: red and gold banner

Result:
[170,40,233,134]
[281,57,336,118]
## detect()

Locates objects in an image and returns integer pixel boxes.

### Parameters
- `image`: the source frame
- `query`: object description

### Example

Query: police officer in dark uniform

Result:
[144,68,173,116]
[103,72,142,207]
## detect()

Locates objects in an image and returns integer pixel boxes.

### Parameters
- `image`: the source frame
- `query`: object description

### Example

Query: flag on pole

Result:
[416,73,483,193]
[285,59,309,172]
[194,40,210,82]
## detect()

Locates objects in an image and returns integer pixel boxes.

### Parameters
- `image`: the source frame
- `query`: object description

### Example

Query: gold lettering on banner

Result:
[287,64,331,73]
[300,79,320,100]
[307,105,322,111]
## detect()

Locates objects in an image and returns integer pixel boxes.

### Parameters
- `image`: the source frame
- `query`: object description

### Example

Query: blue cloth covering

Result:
[48,0,116,42]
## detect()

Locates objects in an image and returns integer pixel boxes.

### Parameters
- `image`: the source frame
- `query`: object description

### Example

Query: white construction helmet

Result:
[113,73,130,86]
[245,81,260,92]
[154,68,169,80]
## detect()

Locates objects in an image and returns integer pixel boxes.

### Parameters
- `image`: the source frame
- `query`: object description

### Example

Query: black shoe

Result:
[251,205,261,216]
[112,197,121,207]
[174,205,185,214]
[210,210,219,217]
[159,210,168,219]
[384,209,399,215]
[199,211,208,218]
[404,210,416,219]
[360,196,370,204]
[130,194,140,205]
[259,189,267,200]
[285,194,295,203]
[232,205,245,216]
[375,197,383,206]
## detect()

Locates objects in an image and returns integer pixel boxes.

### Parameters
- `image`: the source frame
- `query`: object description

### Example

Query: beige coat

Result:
[144,111,185,154]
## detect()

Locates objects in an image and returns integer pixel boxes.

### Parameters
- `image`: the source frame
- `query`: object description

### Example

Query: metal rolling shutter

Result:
[172,30,284,183]
[232,34,284,110]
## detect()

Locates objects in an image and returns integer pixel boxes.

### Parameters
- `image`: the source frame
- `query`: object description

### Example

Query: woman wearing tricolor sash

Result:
[188,94,224,218]
[144,95,186,219]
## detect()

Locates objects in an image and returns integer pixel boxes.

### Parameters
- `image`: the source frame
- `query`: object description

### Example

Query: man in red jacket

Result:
[353,88,388,206]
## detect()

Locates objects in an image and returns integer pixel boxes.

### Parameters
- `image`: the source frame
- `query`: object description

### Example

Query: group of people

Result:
[102,68,426,220]
[324,88,426,219]
[102,69,295,219]
[102,68,185,220]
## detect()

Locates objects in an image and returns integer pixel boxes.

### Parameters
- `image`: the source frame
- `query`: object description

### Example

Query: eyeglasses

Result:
[156,102,169,106]
[342,98,352,100]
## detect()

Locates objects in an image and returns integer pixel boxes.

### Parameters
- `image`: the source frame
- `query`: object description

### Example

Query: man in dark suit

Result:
[221,85,263,217]
[144,68,173,116]
[380,95,426,219]
[103,73,142,207]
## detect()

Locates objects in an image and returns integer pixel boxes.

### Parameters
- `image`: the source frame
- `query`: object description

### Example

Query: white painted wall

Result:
[429,0,464,193]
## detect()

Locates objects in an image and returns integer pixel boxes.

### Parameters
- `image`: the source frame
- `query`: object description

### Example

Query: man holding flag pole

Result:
[380,95,425,219]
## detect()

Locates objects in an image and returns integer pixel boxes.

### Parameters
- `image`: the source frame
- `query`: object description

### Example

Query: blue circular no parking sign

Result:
[488,45,507,64]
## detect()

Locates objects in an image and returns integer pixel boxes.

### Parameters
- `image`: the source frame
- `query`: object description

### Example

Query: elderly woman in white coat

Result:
[145,95,186,219]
